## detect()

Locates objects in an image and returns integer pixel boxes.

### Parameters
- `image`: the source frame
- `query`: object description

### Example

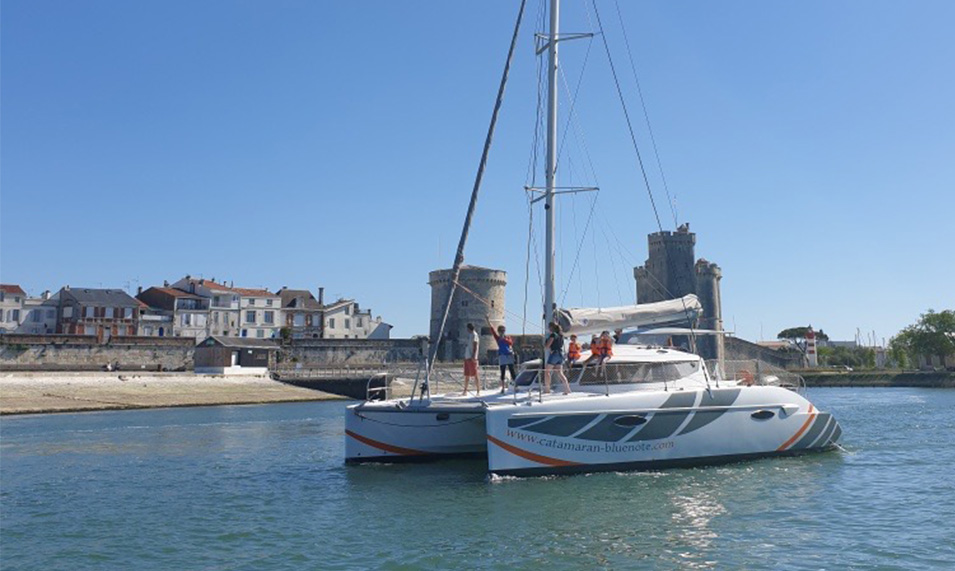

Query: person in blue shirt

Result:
[486,316,515,393]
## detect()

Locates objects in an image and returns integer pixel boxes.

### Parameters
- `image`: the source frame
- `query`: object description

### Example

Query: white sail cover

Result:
[556,294,702,335]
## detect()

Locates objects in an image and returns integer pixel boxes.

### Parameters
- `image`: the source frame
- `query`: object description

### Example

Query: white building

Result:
[322,299,391,339]
[17,291,59,335]
[171,276,240,337]
[0,284,27,334]
[234,287,282,339]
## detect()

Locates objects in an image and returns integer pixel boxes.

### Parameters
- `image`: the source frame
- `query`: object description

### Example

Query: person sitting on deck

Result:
[596,330,614,376]
[486,316,515,393]
[567,334,581,367]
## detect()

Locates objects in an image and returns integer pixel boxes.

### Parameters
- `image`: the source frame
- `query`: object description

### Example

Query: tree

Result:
[777,326,829,353]
[889,309,955,367]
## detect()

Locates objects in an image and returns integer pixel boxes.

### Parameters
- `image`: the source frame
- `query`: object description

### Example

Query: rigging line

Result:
[453,279,540,332]
[553,36,594,177]
[428,0,528,376]
[559,191,599,306]
[590,0,664,233]
[613,0,678,228]
[522,195,535,336]
[598,223,626,305]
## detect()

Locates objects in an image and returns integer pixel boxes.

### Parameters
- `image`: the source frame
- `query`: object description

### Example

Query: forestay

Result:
[556,294,702,335]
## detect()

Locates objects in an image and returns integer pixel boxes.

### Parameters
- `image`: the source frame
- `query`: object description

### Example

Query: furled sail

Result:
[556,294,702,335]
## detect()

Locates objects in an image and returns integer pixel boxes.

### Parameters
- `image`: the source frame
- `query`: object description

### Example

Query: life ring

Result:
[739,369,754,386]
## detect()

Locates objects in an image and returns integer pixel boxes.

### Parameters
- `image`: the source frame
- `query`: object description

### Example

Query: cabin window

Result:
[576,361,700,386]
[514,369,538,387]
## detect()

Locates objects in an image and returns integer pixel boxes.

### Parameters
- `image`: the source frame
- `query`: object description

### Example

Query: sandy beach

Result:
[0,371,344,415]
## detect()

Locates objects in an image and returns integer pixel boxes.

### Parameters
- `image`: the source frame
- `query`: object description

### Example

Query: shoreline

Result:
[800,370,955,388]
[0,371,346,416]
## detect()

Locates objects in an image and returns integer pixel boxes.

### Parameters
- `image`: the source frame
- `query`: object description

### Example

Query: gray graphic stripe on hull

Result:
[828,424,842,446]
[792,413,831,450]
[677,389,741,436]
[508,416,550,429]
[576,414,638,442]
[520,414,600,437]
[812,417,839,450]
[628,392,696,442]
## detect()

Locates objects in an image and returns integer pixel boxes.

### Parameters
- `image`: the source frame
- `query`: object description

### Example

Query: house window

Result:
[214,296,221,306]
[105,307,114,318]
[214,312,219,324]
[241,329,248,337]
[461,301,468,307]
[181,314,191,326]
[329,318,335,329]
[356,318,363,328]
[63,307,73,318]
[249,299,256,306]
[264,311,274,324]
[46,309,55,319]
[11,309,21,322]
[345,306,351,315]
[246,311,256,323]
[85,306,95,318]
[345,318,351,329]
[256,329,265,338]
[125,308,133,319]
[266,299,273,307]
[31,310,42,323]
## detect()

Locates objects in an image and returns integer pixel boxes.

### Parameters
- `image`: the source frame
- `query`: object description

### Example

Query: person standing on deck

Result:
[486,316,515,393]
[463,323,481,396]
[544,322,571,395]
[597,330,614,376]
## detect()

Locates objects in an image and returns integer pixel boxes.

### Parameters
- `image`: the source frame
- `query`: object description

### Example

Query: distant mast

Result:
[543,0,559,328]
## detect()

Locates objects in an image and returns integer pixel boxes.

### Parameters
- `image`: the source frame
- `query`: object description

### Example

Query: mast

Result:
[543,0,559,328]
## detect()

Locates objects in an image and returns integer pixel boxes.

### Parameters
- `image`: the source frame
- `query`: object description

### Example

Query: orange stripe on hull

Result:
[345,429,429,456]
[777,404,816,451]
[486,434,583,467]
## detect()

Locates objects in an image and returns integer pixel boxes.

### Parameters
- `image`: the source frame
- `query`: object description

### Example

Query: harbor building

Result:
[55,286,141,338]
[0,284,27,334]
[18,291,59,335]
[136,287,211,339]
[234,287,281,339]
[633,224,724,361]
[429,265,506,362]
[171,276,241,337]
[278,287,325,339]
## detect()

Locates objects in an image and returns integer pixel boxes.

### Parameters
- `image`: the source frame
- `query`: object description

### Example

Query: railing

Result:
[709,359,807,393]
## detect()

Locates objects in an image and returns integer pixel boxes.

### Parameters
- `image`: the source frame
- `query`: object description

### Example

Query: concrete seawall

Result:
[801,371,955,388]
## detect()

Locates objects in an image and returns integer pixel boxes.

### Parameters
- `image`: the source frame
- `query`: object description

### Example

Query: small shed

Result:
[195,336,278,375]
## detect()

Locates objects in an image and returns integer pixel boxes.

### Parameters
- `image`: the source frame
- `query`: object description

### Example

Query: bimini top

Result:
[556,295,701,336]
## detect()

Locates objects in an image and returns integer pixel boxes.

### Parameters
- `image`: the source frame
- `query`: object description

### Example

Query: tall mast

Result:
[543,0,559,328]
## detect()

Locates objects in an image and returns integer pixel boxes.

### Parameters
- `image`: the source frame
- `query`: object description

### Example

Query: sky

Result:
[2,0,953,343]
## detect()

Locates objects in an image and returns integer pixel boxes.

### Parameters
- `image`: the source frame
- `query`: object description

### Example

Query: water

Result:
[2,388,953,570]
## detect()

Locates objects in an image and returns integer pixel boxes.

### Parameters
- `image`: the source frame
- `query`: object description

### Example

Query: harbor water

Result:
[2,388,954,570]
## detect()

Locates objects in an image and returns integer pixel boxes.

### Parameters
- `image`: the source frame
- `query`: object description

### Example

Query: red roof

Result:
[152,287,204,299]
[233,287,275,297]
[0,284,27,296]
[201,280,235,292]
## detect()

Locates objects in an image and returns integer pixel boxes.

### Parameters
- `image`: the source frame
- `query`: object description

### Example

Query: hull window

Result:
[612,414,648,427]
[751,410,775,420]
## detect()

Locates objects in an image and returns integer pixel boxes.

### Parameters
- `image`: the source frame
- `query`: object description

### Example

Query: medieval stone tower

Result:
[633,224,723,361]
[429,265,507,362]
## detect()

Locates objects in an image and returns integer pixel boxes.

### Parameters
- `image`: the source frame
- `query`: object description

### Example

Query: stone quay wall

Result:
[724,336,803,369]
[0,334,195,372]
[277,338,426,368]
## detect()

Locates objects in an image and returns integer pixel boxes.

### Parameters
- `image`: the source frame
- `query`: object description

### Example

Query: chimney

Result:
[42,290,51,300]
[318,287,325,305]
[137,286,143,295]
[65,285,70,291]
[163,280,169,287]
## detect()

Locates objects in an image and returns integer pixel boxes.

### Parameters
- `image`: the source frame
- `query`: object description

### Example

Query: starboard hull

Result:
[485,386,841,477]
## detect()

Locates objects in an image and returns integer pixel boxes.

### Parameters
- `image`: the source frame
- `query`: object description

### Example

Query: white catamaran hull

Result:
[345,400,488,463]
[485,386,842,477]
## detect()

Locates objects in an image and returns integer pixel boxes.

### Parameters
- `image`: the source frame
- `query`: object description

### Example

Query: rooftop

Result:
[0,284,27,296]
[60,287,140,307]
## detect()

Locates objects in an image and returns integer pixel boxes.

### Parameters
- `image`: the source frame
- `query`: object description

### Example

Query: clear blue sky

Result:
[2,0,953,343]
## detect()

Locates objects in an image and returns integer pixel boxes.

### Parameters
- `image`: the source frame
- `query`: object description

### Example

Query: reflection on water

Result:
[2,389,955,570]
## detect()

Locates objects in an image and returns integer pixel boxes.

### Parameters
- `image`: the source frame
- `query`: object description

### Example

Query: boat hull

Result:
[345,400,488,463]
[485,386,841,476]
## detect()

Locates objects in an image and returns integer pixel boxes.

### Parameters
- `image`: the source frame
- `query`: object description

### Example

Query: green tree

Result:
[889,309,955,367]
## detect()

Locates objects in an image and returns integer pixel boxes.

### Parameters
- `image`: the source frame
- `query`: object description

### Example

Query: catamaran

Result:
[345,0,841,476]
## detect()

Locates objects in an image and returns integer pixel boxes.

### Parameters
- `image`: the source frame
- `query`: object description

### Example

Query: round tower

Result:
[428,265,506,363]
[694,259,723,362]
